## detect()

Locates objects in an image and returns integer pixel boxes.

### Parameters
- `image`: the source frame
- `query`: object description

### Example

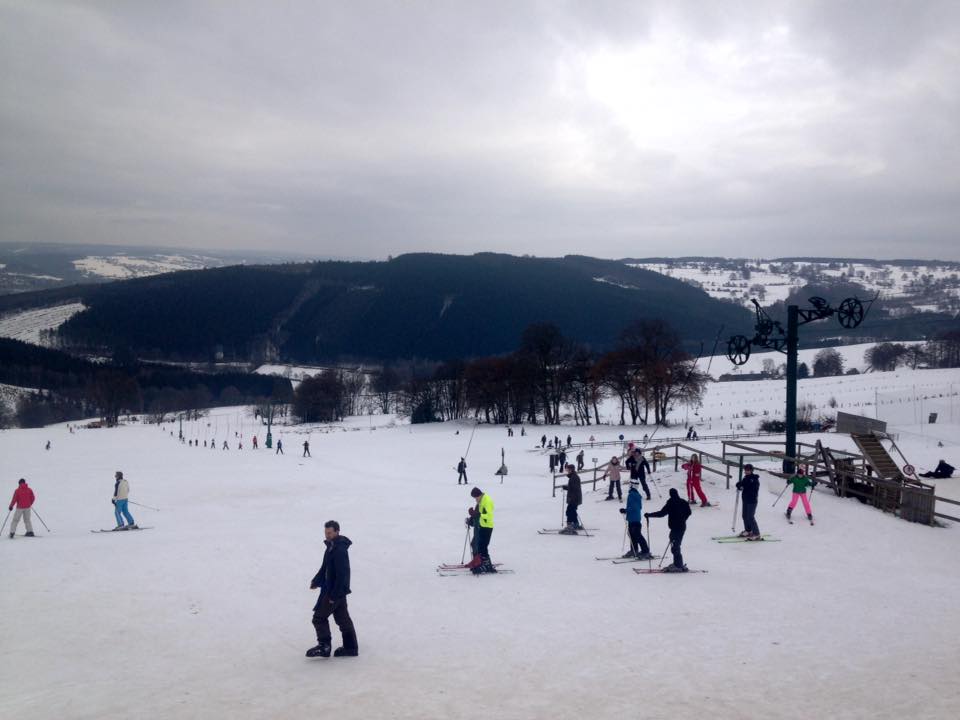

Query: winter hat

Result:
[470,487,482,498]
[18,478,26,485]
[629,479,639,487]
[668,488,680,499]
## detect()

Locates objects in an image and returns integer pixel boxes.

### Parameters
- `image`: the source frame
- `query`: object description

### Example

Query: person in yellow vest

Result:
[467,487,496,574]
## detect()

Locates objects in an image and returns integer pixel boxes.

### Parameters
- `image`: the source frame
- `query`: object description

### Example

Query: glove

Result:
[7,505,11,511]
[467,507,476,516]
[561,486,568,491]
[619,508,626,514]
[111,499,116,505]
[644,512,650,518]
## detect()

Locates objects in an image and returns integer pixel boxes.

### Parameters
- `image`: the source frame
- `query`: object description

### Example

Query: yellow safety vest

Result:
[478,494,494,528]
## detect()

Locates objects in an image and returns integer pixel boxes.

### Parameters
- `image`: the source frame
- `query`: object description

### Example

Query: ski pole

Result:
[560,487,566,529]
[646,516,653,571]
[658,537,671,568]
[732,489,740,534]
[578,512,590,537]
[461,524,471,564]
[772,482,790,508]
[0,509,10,536]
[31,508,51,532]
[621,517,628,553]
[129,501,160,511]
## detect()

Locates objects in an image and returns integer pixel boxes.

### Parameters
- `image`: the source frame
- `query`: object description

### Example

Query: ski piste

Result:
[634,568,708,574]
[91,527,154,533]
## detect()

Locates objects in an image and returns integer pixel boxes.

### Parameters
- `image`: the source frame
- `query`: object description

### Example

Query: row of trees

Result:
[291,320,709,426]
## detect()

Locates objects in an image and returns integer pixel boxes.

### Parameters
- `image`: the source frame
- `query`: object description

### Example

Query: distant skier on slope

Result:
[619,480,652,559]
[559,464,583,534]
[303,440,311,458]
[307,520,358,658]
[785,469,815,525]
[541,434,547,448]
[736,464,762,540]
[276,439,284,455]
[457,457,468,485]
[576,449,584,471]
[252,436,258,449]
[467,487,496,574]
[683,454,711,507]
[111,471,138,531]
[645,488,692,572]
[8,479,36,538]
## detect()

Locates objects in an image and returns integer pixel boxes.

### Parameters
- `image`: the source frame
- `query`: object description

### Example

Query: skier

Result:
[549,452,557,474]
[210,441,215,451]
[686,427,693,440]
[276,439,284,455]
[467,487,496,574]
[785,469,815,524]
[683,454,710,506]
[626,449,653,501]
[521,426,526,437]
[8,478,36,538]
[603,456,624,501]
[566,434,572,448]
[559,464,583,534]
[541,434,547,448]
[507,427,513,437]
[222,440,229,450]
[252,435,258,449]
[111,471,138,531]
[558,449,567,472]
[303,440,311,458]
[457,457,468,485]
[45,441,51,451]
[736,463,762,539]
[619,480,652,558]
[466,498,480,557]
[920,459,954,479]
[645,488,692,572]
[576,449,585,472]
[306,520,358,658]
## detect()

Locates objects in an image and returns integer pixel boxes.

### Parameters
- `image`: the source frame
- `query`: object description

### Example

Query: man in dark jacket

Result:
[626,449,653,500]
[559,465,583,534]
[457,457,468,485]
[645,488,692,572]
[307,520,358,658]
[921,460,954,479]
[736,464,762,539]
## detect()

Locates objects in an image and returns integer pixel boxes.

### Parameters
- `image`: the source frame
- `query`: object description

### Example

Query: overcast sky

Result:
[1,1,958,261]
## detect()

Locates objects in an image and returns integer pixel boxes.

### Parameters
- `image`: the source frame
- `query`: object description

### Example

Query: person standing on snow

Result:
[603,456,624,501]
[785,469,815,524]
[276,439,284,455]
[457,457,468,485]
[467,487,496,574]
[541,434,547,448]
[8,478,36,538]
[626,449,653,501]
[645,488,692,572]
[736,464,762,539]
[619,480,652,559]
[683,454,711,506]
[111,471,138,531]
[559,464,583,534]
[303,440,311,458]
[576,449,585,471]
[252,435,258,449]
[307,521,358,658]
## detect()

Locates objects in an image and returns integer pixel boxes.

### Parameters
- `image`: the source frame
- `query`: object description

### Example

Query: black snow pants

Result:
[313,596,357,651]
[628,521,650,555]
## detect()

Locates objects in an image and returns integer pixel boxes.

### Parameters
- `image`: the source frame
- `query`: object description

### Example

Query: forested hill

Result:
[44,253,751,363]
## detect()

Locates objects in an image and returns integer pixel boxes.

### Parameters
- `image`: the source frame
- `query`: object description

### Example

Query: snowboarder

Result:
[467,487,496,574]
[785,470,815,524]
[736,464,762,539]
[303,440,311,458]
[576,449,585,471]
[626,449,653,501]
[645,488,692,572]
[457,457,468,485]
[619,480,652,558]
[559,464,583,534]
[276,439,284,455]
[111,471,137,531]
[603,456,624,501]
[8,479,36,538]
[307,520,358,658]
[920,460,954,478]
[683,454,710,506]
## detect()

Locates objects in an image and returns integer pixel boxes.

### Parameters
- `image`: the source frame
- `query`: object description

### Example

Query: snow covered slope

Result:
[1,398,958,719]
[0,302,85,345]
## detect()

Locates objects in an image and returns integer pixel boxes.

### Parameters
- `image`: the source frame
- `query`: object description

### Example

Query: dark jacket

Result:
[647,492,691,530]
[936,461,954,477]
[312,535,352,602]
[563,471,582,506]
[625,454,651,479]
[736,473,760,504]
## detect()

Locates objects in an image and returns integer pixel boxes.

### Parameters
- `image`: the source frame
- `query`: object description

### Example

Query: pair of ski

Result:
[91,527,154,533]
[711,534,780,543]
[537,528,595,535]
[436,563,512,577]
[595,554,654,564]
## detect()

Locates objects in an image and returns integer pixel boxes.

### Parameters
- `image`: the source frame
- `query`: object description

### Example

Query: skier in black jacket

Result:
[736,464,762,539]
[626,449,653,500]
[559,465,583,534]
[307,521,358,658]
[645,488,692,572]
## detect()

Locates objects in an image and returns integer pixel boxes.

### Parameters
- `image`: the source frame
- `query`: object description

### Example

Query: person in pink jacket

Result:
[682,454,711,507]
[8,478,36,538]
[603,456,625,501]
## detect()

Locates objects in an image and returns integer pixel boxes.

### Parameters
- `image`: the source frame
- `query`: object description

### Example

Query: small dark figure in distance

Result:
[303,440,311,458]
[457,457,468,485]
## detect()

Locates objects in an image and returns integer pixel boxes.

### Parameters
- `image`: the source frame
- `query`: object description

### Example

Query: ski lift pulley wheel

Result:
[837,297,865,329]
[727,335,751,366]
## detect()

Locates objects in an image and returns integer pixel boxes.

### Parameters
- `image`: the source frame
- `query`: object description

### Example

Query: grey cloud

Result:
[0,0,958,260]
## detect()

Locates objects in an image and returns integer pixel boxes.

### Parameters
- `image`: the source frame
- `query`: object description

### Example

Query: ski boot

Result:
[637,552,655,560]
[604,496,615,501]
[785,507,793,521]
[466,554,483,569]
[807,513,814,525]
[25,531,35,537]
[127,524,139,530]
[621,551,637,559]
[112,526,127,531]
[8,532,13,539]
[558,524,578,535]
[700,501,712,507]
[738,530,750,537]
[334,646,359,657]
[662,564,682,573]
[306,642,331,658]
[687,499,696,504]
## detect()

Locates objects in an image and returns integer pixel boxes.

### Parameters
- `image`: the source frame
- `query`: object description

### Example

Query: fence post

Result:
[674,444,679,472]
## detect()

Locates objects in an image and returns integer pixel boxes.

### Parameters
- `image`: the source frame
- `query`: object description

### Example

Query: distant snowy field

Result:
[72,254,226,280]
[1,363,959,719]
[0,302,85,345]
